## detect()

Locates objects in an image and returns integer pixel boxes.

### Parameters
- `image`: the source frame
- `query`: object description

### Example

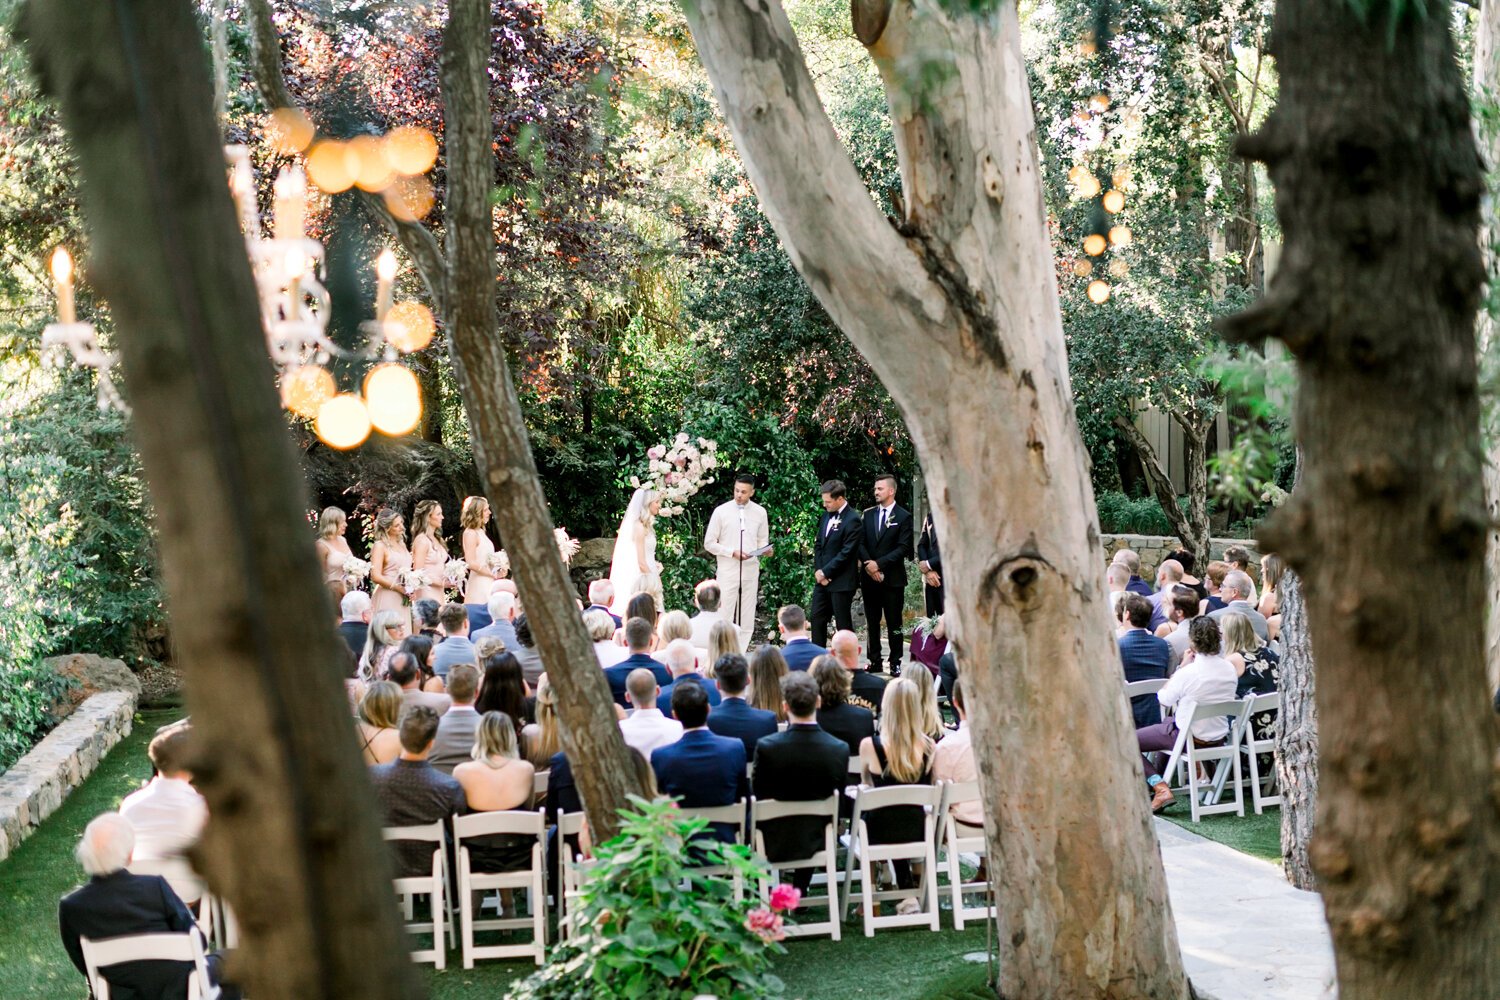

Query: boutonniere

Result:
[830,515,842,530]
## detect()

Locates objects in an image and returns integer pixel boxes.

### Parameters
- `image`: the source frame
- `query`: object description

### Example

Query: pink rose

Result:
[769,884,801,912]
[744,907,785,942]
[647,446,665,460]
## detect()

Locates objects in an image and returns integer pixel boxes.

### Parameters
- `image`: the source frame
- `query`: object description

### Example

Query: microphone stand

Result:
[735,508,745,629]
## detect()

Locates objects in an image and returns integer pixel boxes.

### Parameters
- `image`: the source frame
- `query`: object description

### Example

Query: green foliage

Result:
[1094,490,1174,535]
[506,796,785,999]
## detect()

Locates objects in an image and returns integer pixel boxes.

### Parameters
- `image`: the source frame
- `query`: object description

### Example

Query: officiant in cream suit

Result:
[703,474,771,632]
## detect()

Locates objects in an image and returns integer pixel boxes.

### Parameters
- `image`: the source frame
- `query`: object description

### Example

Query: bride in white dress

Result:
[608,488,664,615]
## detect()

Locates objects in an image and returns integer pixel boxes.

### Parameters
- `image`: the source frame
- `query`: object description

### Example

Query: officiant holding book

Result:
[704,474,772,633]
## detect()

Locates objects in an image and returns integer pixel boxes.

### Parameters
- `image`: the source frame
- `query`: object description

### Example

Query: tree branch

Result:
[1113,412,1196,545]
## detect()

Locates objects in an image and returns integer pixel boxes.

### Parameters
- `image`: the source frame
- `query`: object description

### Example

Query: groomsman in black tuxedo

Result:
[810,479,865,647]
[861,474,914,674]
[917,511,943,615]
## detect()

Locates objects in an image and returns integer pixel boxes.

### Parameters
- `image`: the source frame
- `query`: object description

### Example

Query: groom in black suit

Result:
[861,474,914,674]
[810,479,864,647]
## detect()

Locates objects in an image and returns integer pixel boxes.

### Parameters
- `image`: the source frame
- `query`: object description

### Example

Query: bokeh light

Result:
[315,393,372,450]
[267,108,315,155]
[364,363,423,437]
[349,135,396,192]
[385,301,436,352]
[1102,189,1125,213]
[1083,234,1107,256]
[1072,259,1093,277]
[306,141,354,193]
[280,365,335,418]
[1109,225,1133,247]
[383,175,435,222]
[1087,280,1112,304]
[384,127,439,176]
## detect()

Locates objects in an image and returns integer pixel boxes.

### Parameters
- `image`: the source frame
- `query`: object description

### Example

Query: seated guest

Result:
[398,634,446,694]
[1118,593,1171,729]
[620,668,684,758]
[1137,617,1240,813]
[1203,560,1230,613]
[857,679,936,909]
[908,614,947,678]
[704,620,741,678]
[585,579,622,628]
[1168,548,1208,601]
[751,672,851,891]
[587,609,629,668]
[338,590,373,657]
[1258,553,1284,641]
[60,813,240,1000]
[452,711,537,873]
[1112,549,1153,597]
[475,650,530,739]
[625,592,658,631]
[1223,543,1253,577]
[900,662,946,742]
[777,605,825,672]
[937,649,959,704]
[932,679,983,828]
[357,681,404,764]
[603,617,672,707]
[412,598,441,639]
[119,725,208,905]
[359,609,408,681]
[510,613,546,688]
[1105,562,1131,607]
[368,704,466,877]
[704,653,778,756]
[521,674,563,767]
[748,644,790,721]
[688,580,729,650]
[431,603,478,680]
[658,609,693,647]
[830,630,886,716]
[472,590,519,651]
[811,656,875,756]
[1207,570,1269,641]
[651,682,748,842]
[429,663,482,775]
[1147,559,1183,632]
[1223,613,1280,763]
[1157,585,1201,671]
[657,638,721,716]
[390,651,452,716]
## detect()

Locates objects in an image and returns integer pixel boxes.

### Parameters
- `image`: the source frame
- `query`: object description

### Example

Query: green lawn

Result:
[0,707,186,999]
[1162,804,1282,863]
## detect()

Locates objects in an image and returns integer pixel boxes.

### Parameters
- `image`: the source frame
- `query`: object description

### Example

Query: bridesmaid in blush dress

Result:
[409,499,450,607]
[315,506,354,605]
[369,508,413,617]
[460,496,497,632]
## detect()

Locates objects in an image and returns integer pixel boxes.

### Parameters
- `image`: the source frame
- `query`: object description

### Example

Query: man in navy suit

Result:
[704,653,778,756]
[777,604,825,671]
[652,682,748,842]
[1118,593,1171,729]
[916,511,943,615]
[603,617,672,707]
[860,474,914,674]
[657,639,721,716]
[809,479,865,647]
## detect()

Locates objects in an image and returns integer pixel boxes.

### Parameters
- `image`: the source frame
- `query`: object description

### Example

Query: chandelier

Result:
[43,114,439,451]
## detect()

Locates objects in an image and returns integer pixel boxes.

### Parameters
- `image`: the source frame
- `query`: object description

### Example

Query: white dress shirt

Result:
[595,640,629,668]
[119,776,208,860]
[704,500,769,564]
[619,708,683,759]
[1157,653,1240,742]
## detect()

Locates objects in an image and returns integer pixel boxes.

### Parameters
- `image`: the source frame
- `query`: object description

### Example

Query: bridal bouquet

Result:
[629,433,720,516]
[399,568,431,594]
[487,549,511,577]
[341,556,371,588]
[443,557,468,589]
[556,527,581,564]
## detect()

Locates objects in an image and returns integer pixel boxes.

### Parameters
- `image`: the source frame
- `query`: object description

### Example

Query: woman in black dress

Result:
[858,678,936,912]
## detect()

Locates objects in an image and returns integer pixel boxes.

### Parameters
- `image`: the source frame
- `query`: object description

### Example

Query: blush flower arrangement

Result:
[629,433,720,516]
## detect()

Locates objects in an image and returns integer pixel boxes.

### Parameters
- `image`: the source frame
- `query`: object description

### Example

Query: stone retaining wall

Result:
[1099,534,1261,580]
[0,691,137,862]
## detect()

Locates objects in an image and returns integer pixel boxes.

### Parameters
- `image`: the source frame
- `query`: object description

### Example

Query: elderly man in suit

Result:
[651,681,747,842]
[860,473,914,674]
[428,663,482,774]
[751,672,849,891]
[1207,570,1270,642]
[809,479,865,647]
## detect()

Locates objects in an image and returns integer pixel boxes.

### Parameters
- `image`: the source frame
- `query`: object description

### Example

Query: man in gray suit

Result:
[428,662,481,774]
[1207,570,1269,642]
[472,590,519,652]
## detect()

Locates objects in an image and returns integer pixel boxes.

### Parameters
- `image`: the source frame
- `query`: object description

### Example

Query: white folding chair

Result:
[555,811,597,942]
[936,781,994,929]
[80,931,219,1000]
[128,856,205,907]
[749,793,841,940]
[1161,699,1251,821]
[839,784,942,936]
[531,770,550,805]
[1242,692,1282,813]
[383,821,452,969]
[676,800,749,901]
[453,809,548,967]
[1123,677,1169,725]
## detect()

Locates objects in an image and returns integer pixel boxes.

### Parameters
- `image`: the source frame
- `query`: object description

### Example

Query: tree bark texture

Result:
[1475,0,1500,692]
[15,2,425,997]
[1113,411,1212,566]
[1274,569,1318,890]
[1226,2,1500,993]
[680,1,1189,996]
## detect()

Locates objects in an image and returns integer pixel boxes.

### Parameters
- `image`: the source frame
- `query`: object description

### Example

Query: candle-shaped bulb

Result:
[376,249,398,281]
[374,249,398,324]
[51,247,76,324]
[273,166,308,240]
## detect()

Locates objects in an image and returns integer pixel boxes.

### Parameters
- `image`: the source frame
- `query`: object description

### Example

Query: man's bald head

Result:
[830,630,861,668]
[626,667,659,708]
[1157,559,1183,587]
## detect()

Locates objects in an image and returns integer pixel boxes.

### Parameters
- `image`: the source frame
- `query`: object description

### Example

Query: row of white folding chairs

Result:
[78,929,220,1000]
[1124,683,1283,822]
[125,857,239,951]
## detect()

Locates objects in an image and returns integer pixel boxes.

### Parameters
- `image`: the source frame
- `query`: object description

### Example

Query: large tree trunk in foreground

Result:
[682,2,1188,995]
[1274,569,1318,890]
[1227,2,1500,993]
[436,0,642,840]
[1476,0,1500,692]
[16,2,422,997]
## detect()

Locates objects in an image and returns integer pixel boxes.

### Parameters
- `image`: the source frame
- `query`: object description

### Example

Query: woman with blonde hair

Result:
[369,508,413,617]
[521,674,562,767]
[409,500,449,606]
[360,609,408,680]
[1222,610,1280,781]
[460,496,498,632]
[900,662,946,742]
[748,644,789,722]
[857,678,936,908]
[356,681,403,764]
[704,620,740,679]
[315,506,354,602]
[587,610,628,668]
[1257,553,1284,641]
[453,712,537,874]
[657,609,692,646]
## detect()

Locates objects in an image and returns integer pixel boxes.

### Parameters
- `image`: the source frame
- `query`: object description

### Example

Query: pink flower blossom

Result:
[744,907,785,942]
[769,884,802,912]
[647,446,665,460]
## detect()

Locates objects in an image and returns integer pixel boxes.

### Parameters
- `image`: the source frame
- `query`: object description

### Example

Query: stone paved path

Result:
[1158,818,1337,999]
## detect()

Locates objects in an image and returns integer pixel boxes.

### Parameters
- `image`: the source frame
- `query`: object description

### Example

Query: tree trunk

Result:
[1476,0,1500,692]
[1226,1,1500,993]
[15,2,423,997]
[1112,411,1212,566]
[681,2,1189,995]
[1274,568,1318,890]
